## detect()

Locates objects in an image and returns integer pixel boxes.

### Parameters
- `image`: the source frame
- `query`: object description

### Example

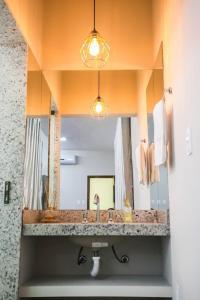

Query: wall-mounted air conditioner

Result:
[60,155,77,165]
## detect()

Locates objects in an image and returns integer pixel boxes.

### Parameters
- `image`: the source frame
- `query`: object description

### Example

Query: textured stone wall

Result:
[0,0,27,299]
[54,111,61,209]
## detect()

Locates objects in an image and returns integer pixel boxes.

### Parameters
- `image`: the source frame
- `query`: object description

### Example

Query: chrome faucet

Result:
[94,194,100,223]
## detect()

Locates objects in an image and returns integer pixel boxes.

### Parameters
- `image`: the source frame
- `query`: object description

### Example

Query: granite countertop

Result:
[23,222,170,236]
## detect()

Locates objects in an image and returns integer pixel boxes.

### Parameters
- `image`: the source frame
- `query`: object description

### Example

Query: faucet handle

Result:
[108,208,114,223]
[82,210,88,224]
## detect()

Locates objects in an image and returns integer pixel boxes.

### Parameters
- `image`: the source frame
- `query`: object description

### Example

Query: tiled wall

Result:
[0,0,27,298]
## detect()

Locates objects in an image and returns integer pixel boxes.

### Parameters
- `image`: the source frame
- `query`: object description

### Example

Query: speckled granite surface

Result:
[23,209,169,236]
[0,1,27,299]
[23,222,170,236]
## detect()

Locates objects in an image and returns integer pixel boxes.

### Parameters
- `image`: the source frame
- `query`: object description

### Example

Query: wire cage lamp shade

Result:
[80,0,110,68]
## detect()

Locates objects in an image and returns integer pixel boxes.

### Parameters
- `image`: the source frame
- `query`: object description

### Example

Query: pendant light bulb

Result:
[92,96,106,117]
[95,97,103,114]
[89,36,100,56]
[80,0,110,68]
[91,71,108,118]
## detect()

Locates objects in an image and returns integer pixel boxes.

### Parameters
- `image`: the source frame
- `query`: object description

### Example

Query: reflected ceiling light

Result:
[60,137,67,142]
[80,0,110,68]
[92,71,107,117]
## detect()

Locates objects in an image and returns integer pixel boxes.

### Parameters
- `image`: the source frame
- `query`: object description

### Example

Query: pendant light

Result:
[80,0,110,68]
[92,71,107,117]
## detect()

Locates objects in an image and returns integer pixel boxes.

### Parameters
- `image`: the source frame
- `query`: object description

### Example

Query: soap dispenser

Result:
[123,198,133,223]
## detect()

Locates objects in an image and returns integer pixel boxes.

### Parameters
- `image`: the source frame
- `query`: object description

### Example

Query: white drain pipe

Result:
[90,256,100,277]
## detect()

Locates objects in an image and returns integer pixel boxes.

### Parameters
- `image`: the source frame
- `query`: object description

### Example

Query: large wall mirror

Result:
[146,69,169,209]
[23,45,169,212]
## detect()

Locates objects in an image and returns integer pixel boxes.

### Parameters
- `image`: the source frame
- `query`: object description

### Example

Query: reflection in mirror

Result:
[24,59,52,210]
[146,69,169,209]
[48,103,60,209]
[130,45,169,210]
[23,117,49,209]
[144,44,169,210]
[147,114,169,209]
[60,117,134,210]
[87,176,115,210]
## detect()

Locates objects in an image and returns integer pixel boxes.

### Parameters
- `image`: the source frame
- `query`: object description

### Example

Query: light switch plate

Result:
[4,181,11,204]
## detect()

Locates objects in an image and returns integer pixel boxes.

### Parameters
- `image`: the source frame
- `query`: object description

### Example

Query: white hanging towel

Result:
[135,142,147,185]
[147,143,160,184]
[153,99,167,166]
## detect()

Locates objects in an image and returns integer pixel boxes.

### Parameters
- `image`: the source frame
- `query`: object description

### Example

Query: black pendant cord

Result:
[98,71,100,98]
[93,0,96,31]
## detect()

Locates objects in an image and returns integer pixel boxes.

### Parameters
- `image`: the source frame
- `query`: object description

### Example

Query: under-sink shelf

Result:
[20,275,172,298]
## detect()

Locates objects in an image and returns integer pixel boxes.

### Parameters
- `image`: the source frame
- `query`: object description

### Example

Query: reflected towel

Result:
[147,143,160,184]
[153,99,167,166]
[135,142,147,185]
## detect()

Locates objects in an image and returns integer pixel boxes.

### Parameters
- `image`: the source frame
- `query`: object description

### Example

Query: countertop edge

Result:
[22,223,170,237]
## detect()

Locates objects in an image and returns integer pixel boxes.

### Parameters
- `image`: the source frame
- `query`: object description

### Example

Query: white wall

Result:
[153,0,200,299]
[60,150,114,209]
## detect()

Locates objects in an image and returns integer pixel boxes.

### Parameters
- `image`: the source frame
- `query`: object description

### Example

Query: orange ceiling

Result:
[61,71,138,115]
[6,0,154,70]
[6,0,156,115]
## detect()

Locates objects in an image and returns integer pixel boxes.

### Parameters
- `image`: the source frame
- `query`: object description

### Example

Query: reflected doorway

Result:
[87,176,115,210]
